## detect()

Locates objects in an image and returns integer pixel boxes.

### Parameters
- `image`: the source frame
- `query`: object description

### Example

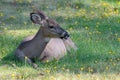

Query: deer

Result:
[23,35,77,62]
[14,10,70,68]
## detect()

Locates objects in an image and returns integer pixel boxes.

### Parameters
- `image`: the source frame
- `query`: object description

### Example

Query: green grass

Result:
[0,0,120,80]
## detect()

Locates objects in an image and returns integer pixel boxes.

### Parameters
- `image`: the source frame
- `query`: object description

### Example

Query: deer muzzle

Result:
[60,32,70,39]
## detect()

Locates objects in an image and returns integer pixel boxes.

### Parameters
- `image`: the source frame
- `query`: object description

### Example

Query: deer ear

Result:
[36,10,48,19]
[30,13,41,24]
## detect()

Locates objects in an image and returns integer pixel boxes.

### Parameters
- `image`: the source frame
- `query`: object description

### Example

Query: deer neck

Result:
[33,27,50,43]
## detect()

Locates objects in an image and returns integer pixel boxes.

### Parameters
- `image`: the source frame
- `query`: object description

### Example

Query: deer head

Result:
[30,10,69,39]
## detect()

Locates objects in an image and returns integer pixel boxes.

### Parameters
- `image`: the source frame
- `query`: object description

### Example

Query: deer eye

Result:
[49,26,54,29]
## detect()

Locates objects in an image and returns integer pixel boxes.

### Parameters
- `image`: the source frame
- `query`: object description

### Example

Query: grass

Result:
[0,0,120,80]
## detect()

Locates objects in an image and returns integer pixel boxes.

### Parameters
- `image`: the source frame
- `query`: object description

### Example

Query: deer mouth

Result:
[60,32,70,39]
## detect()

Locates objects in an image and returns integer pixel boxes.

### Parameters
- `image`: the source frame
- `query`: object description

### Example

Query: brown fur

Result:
[14,10,69,68]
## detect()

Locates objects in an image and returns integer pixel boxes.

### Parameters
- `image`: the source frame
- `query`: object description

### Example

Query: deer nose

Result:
[60,32,70,39]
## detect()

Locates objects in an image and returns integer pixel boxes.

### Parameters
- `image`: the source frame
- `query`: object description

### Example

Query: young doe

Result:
[14,10,69,68]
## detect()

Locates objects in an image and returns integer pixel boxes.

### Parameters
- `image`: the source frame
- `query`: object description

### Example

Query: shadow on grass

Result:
[0,33,24,67]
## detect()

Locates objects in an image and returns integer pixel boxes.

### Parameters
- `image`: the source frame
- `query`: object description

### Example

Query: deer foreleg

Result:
[15,49,38,68]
